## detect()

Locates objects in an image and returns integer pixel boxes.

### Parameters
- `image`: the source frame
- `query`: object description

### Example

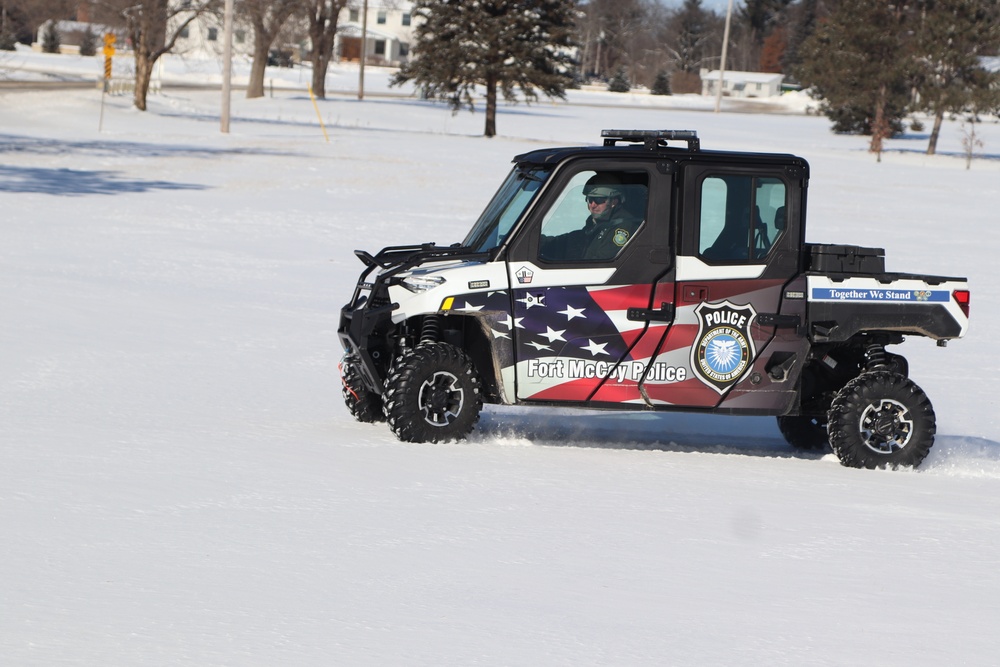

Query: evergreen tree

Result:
[651,69,672,95]
[671,0,710,75]
[608,66,631,92]
[913,0,1000,155]
[78,27,97,56]
[739,0,791,70]
[795,0,914,157]
[42,21,60,53]
[781,0,820,78]
[0,28,17,51]
[392,0,576,138]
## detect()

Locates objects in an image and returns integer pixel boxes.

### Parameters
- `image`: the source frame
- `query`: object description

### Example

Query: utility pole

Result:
[714,0,734,114]
[358,0,368,100]
[221,0,234,132]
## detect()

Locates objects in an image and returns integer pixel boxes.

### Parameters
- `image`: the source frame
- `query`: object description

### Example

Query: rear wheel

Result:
[828,371,935,469]
[777,415,830,451]
[383,342,483,443]
[340,358,385,423]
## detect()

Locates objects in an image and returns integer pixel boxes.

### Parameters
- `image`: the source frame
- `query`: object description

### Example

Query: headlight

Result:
[401,274,446,293]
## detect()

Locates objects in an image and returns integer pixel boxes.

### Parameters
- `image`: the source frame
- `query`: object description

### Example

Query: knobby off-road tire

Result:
[383,342,483,443]
[777,415,830,451]
[341,358,386,423]
[828,371,936,469]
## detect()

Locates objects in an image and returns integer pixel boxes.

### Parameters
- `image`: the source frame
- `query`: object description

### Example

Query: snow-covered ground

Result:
[2,53,1000,665]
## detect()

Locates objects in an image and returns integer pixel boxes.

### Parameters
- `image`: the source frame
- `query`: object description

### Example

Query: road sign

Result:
[103,33,115,80]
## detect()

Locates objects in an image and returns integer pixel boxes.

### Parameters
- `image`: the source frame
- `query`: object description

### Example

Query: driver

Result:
[541,173,642,261]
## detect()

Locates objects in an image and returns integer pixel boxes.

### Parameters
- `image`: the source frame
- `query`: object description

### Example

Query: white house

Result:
[700,69,784,98]
[335,1,416,66]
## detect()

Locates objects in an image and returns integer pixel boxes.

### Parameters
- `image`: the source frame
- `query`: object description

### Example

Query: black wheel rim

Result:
[859,398,913,454]
[418,371,464,427]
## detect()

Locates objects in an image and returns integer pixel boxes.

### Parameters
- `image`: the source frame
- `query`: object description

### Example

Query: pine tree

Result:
[913,0,1000,155]
[0,28,17,51]
[608,66,631,92]
[671,0,710,75]
[795,0,914,157]
[42,22,60,54]
[79,27,97,57]
[392,0,577,138]
[651,69,672,95]
[781,0,819,79]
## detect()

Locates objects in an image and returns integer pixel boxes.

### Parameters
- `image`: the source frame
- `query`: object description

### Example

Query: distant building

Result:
[170,11,254,60]
[336,1,416,66]
[33,8,253,61]
[700,69,784,99]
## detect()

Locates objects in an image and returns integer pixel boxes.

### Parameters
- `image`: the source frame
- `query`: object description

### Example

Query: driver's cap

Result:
[583,173,623,200]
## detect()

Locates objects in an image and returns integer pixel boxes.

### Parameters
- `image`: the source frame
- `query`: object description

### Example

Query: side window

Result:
[699,175,786,262]
[538,170,648,263]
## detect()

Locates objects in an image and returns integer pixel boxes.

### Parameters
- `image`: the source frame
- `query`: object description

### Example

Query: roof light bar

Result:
[601,129,700,151]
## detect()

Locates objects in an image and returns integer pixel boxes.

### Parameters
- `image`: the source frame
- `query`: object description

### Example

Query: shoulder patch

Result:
[613,228,630,247]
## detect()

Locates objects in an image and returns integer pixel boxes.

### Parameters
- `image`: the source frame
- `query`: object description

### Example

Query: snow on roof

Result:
[338,24,401,41]
[701,70,783,84]
[981,56,1000,72]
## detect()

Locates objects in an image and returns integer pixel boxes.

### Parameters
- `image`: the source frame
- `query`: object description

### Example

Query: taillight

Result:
[953,290,970,318]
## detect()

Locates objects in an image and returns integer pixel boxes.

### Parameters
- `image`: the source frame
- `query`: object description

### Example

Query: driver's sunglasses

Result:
[586,196,609,205]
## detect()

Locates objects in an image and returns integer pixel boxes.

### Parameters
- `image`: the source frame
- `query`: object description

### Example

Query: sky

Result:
[2,50,1000,665]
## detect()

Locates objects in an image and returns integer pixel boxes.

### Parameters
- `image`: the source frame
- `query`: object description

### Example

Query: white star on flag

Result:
[456,302,484,312]
[491,329,510,339]
[498,314,524,330]
[559,304,586,321]
[540,326,567,343]
[517,294,545,309]
[581,339,609,356]
[527,340,553,351]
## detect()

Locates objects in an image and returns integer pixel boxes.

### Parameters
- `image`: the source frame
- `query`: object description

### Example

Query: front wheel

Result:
[383,342,483,443]
[828,371,936,469]
[340,357,386,423]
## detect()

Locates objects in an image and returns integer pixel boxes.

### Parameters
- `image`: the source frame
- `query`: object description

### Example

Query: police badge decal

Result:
[691,301,758,394]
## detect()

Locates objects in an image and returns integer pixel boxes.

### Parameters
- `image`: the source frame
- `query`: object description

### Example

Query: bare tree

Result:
[244,0,299,98]
[301,0,349,98]
[96,0,218,110]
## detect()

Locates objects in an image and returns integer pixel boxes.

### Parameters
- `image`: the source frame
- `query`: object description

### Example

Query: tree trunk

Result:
[133,51,153,111]
[247,38,270,99]
[311,50,329,98]
[927,107,944,156]
[869,82,888,161]
[484,76,497,137]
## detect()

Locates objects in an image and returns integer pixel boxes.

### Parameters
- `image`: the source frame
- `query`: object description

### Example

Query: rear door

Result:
[641,161,807,410]
[504,159,675,404]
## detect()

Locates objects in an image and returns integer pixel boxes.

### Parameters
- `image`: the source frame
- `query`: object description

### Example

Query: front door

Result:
[504,161,675,404]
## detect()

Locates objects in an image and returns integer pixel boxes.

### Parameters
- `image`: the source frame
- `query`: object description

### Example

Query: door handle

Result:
[627,303,675,322]
[683,285,709,302]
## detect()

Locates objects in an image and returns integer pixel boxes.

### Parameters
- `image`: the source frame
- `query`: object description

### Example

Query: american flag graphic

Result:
[445,279,788,408]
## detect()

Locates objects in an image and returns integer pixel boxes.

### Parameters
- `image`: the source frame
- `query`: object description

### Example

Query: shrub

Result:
[42,22,60,54]
[651,70,672,96]
[0,28,16,51]
[79,28,97,57]
[607,67,630,93]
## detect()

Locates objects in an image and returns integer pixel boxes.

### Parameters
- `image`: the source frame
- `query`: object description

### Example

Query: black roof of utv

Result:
[513,130,809,176]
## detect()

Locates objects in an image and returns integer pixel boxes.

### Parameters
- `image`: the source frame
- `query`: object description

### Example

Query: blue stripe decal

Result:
[811,288,950,302]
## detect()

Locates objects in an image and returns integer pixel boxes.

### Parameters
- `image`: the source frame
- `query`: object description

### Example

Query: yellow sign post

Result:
[99,33,117,131]
[102,33,116,82]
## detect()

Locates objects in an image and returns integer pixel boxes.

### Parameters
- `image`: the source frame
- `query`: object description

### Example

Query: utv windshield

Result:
[463,165,551,252]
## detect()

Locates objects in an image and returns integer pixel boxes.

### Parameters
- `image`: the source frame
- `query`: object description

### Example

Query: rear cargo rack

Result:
[601,129,700,151]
